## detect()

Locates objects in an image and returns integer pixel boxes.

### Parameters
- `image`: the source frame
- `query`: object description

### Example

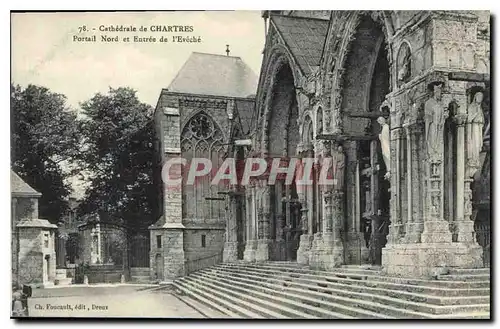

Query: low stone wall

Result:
[86,265,124,284]
[382,242,483,278]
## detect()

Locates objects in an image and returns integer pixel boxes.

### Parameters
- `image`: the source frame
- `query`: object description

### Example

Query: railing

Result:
[185,252,223,274]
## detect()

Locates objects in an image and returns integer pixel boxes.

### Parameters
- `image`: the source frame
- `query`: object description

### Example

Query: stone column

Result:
[404,124,425,243]
[317,141,345,269]
[243,186,257,262]
[223,193,238,262]
[421,91,453,244]
[255,181,271,261]
[296,160,311,264]
[453,113,476,242]
[386,127,403,245]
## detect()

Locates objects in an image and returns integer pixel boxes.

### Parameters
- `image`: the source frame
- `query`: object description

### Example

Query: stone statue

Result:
[377,117,391,180]
[467,91,485,172]
[424,83,448,163]
[331,145,345,190]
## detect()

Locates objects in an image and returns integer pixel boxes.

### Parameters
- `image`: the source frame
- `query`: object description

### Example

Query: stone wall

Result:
[16,224,57,287]
[153,90,257,278]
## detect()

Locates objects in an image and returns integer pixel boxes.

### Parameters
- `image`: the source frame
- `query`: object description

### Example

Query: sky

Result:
[11,11,266,109]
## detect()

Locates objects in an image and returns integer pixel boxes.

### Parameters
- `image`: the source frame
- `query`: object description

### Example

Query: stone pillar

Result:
[255,182,271,261]
[404,124,425,243]
[296,180,311,264]
[315,141,345,269]
[345,140,367,264]
[454,113,476,242]
[296,145,314,264]
[243,186,257,262]
[149,106,185,280]
[421,89,453,243]
[386,127,403,245]
[223,193,238,262]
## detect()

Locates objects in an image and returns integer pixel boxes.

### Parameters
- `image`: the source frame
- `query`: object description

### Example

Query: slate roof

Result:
[11,170,41,198]
[167,52,258,98]
[271,15,329,75]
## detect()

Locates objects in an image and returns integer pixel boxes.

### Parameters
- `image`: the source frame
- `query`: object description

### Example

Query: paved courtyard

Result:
[25,285,208,318]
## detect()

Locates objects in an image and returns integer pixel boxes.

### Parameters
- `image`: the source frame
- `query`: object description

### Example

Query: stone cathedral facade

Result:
[154,10,490,280]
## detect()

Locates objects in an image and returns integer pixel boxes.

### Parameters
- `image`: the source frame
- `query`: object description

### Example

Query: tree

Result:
[11,84,80,223]
[77,87,156,231]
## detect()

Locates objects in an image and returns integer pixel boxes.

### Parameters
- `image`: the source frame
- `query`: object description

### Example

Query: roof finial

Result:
[226,44,230,56]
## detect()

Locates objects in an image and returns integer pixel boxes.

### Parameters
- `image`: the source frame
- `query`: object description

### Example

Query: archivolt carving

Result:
[325,11,395,134]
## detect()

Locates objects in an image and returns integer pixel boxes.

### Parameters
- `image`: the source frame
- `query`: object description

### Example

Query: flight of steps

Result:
[173,262,490,319]
[130,267,151,283]
[54,268,73,286]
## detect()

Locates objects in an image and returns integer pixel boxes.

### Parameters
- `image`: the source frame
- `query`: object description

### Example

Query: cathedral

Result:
[153,10,490,281]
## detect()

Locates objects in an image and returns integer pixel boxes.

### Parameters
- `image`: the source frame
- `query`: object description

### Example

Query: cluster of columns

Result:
[382,81,484,276]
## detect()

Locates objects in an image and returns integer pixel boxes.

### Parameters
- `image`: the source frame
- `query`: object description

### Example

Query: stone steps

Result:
[54,268,72,286]
[226,263,490,289]
[221,263,491,292]
[176,278,312,318]
[130,267,151,283]
[173,262,490,319]
[193,271,391,318]
[448,268,490,275]
[54,277,73,286]
[438,274,490,281]
[191,271,376,319]
[211,266,489,306]
[201,266,489,316]
[130,275,151,283]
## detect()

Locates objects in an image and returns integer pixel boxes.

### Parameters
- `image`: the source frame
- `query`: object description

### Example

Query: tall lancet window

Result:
[181,112,225,221]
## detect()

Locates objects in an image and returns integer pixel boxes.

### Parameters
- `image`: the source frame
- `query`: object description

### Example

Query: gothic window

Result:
[181,112,225,221]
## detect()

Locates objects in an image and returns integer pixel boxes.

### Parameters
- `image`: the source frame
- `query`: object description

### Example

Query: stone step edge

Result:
[438,274,490,280]
[193,272,391,319]
[196,271,437,318]
[178,277,298,319]
[190,272,392,319]
[220,263,490,288]
[198,270,489,317]
[209,266,490,305]
[217,264,490,292]
[175,280,263,319]
[173,285,237,318]
[183,276,322,319]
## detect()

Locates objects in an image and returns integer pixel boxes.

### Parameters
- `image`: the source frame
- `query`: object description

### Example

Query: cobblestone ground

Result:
[25,285,205,318]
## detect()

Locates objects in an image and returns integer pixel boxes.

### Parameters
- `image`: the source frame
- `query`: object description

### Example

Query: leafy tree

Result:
[11,84,80,223]
[77,87,156,232]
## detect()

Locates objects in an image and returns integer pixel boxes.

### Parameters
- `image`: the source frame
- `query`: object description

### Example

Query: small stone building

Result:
[151,52,258,280]
[11,171,57,287]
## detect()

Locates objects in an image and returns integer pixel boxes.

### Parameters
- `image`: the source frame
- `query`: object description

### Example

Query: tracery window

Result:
[181,112,225,221]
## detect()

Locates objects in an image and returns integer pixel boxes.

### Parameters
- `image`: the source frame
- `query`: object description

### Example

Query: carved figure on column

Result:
[377,117,391,180]
[467,91,485,175]
[424,82,448,163]
[331,145,345,191]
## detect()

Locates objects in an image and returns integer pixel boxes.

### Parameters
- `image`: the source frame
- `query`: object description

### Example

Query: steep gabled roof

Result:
[271,15,329,75]
[167,52,258,98]
[11,170,41,198]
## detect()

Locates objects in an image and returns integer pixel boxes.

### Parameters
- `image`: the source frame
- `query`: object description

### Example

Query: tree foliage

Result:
[11,84,80,223]
[77,87,156,231]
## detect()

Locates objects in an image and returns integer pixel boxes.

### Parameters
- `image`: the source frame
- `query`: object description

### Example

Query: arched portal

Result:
[339,15,391,265]
[264,62,301,261]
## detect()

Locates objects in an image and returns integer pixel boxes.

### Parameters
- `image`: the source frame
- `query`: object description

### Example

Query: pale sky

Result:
[11,11,266,109]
